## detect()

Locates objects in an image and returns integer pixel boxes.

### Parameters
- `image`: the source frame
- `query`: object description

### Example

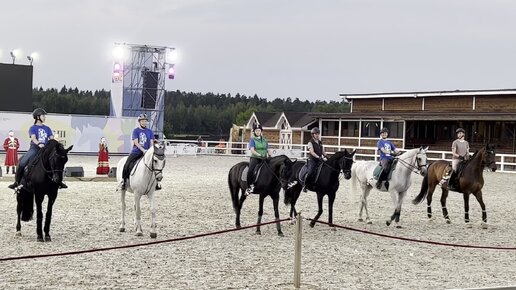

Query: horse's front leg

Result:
[256,194,265,235]
[440,188,451,224]
[310,193,324,228]
[35,194,45,242]
[328,192,336,231]
[134,192,143,236]
[149,191,157,238]
[119,188,126,232]
[43,192,57,241]
[386,191,404,228]
[16,195,23,237]
[463,192,471,227]
[235,188,247,229]
[473,190,488,229]
[272,193,284,237]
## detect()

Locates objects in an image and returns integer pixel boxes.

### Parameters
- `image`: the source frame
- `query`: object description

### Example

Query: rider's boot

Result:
[376,171,385,189]
[7,182,18,190]
[58,181,68,189]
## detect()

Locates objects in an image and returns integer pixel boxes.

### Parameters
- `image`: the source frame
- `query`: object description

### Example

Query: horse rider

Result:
[8,108,67,190]
[302,127,327,192]
[447,127,470,189]
[376,127,400,190]
[120,114,162,191]
[245,123,269,196]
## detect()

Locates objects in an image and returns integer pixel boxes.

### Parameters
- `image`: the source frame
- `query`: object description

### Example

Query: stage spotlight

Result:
[166,48,178,64]
[113,45,128,60]
[27,56,34,65]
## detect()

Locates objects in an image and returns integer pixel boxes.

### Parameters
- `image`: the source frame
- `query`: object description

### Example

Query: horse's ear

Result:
[423,146,429,152]
[66,145,73,152]
[351,149,357,155]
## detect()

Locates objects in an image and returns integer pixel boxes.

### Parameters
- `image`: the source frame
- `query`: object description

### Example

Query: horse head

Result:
[46,140,73,184]
[416,146,429,176]
[483,144,497,172]
[399,146,428,176]
[147,142,166,181]
[338,149,356,180]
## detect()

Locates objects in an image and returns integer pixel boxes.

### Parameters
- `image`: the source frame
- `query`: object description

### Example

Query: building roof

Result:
[340,88,516,102]
[309,111,516,121]
[251,111,316,129]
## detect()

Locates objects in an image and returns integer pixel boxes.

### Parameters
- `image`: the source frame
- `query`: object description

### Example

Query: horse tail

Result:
[412,173,429,205]
[228,166,240,213]
[18,188,34,222]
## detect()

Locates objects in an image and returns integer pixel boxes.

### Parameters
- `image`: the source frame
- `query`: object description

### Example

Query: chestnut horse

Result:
[412,144,497,228]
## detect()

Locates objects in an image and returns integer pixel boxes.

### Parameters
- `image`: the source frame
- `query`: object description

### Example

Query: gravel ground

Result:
[0,154,515,290]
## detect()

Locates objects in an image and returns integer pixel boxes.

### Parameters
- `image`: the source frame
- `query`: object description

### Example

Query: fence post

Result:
[293,213,302,289]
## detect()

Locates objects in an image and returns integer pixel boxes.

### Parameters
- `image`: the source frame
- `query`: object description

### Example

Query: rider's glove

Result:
[322,156,328,162]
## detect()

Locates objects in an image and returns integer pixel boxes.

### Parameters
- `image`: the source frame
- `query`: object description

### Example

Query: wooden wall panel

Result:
[353,99,382,112]
[384,98,422,111]
[475,96,516,112]
[424,96,473,111]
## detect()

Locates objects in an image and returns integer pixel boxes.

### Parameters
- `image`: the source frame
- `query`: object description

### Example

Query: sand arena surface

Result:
[0,154,516,289]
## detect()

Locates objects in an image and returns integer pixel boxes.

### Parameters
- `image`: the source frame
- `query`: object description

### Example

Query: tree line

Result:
[32,87,350,137]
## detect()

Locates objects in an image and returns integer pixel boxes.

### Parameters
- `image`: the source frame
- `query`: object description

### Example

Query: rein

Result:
[395,152,427,176]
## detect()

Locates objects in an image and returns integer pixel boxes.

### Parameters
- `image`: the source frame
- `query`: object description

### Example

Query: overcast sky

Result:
[2,0,516,101]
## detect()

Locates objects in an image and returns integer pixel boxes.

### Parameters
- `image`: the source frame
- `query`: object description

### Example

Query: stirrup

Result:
[375,181,382,189]
[302,186,307,193]
[245,185,254,196]
[287,181,298,189]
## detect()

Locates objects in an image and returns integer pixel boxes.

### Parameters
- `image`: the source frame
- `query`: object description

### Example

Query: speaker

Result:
[65,166,84,177]
[142,71,158,109]
[108,167,117,178]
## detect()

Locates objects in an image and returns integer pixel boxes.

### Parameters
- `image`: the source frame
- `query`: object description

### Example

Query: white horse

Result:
[351,147,428,228]
[116,143,166,238]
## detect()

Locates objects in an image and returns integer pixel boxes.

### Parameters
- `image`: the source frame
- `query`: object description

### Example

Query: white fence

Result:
[163,139,516,173]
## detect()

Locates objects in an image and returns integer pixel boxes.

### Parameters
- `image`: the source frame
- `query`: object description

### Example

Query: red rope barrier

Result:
[0,218,290,262]
[309,219,516,250]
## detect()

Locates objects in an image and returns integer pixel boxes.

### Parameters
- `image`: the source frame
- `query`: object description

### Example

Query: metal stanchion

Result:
[293,213,302,289]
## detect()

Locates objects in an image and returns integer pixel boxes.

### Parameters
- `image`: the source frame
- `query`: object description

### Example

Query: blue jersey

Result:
[377,138,396,161]
[131,127,154,154]
[29,124,54,149]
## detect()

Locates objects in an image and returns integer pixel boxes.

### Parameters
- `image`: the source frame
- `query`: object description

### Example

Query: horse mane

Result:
[40,139,62,158]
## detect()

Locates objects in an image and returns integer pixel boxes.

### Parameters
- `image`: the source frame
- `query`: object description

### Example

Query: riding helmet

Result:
[456,128,465,134]
[138,114,149,121]
[380,127,389,134]
[32,108,47,119]
[311,127,320,134]
[253,123,263,131]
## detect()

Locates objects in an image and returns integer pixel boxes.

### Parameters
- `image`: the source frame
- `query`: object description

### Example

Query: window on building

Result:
[341,121,359,137]
[383,122,403,138]
[322,121,339,136]
[361,121,380,137]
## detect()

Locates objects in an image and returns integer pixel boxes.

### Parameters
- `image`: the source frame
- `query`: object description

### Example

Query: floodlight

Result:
[27,56,33,65]
[166,48,178,64]
[113,45,127,60]
[168,65,175,79]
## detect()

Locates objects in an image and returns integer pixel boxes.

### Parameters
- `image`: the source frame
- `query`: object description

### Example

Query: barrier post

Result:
[293,213,302,289]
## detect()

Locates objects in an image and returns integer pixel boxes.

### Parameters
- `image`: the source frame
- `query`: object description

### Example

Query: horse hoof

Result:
[45,236,52,242]
[395,225,402,229]
[119,228,126,232]
[37,237,44,242]
[278,232,284,237]
[358,218,364,222]
[386,220,391,226]
[367,220,373,225]
[136,232,143,236]
[150,232,157,239]
[236,225,241,229]
[465,223,473,228]
[309,222,315,228]
[446,219,452,224]
[255,231,261,235]
[14,231,22,238]
[330,226,337,231]
[481,222,488,229]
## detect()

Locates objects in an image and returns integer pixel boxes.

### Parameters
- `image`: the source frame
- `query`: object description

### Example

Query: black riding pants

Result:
[305,158,321,183]
[247,157,263,186]
[379,159,393,181]
[123,151,144,180]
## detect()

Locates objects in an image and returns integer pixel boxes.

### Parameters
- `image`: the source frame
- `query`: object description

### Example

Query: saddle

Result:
[21,150,45,189]
[240,162,265,183]
[298,162,324,188]
[373,159,398,181]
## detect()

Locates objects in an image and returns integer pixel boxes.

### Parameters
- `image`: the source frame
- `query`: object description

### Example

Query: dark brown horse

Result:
[412,144,497,228]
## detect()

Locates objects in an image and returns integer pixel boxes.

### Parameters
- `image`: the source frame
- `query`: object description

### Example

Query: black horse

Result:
[282,149,356,229]
[228,155,294,236]
[16,139,73,241]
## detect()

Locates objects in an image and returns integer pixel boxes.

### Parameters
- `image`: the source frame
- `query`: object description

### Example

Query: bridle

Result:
[144,147,166,181]
[396,150,427,176]
[323,154,354,176]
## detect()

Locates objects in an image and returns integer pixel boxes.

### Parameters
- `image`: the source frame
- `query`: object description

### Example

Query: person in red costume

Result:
[3,130,20,174]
